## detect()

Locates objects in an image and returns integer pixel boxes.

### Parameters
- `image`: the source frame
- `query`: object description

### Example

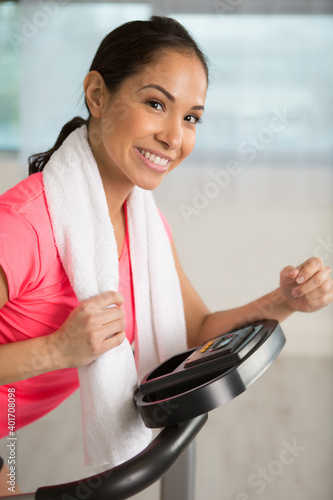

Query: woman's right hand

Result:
[53,291,126,369]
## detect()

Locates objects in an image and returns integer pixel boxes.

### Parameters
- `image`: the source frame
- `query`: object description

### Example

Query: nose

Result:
[155,116,183,151]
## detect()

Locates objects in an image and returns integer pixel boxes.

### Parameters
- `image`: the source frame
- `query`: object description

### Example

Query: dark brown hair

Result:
[28,16,209,175]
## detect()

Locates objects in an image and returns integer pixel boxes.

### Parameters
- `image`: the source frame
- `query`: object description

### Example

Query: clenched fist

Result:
[280,257,333,313]
[52,291,126,369]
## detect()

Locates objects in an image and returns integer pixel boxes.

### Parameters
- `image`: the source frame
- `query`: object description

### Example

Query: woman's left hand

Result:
[280,257,333,313]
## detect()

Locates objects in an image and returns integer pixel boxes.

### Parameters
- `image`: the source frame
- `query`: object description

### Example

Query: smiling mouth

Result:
[138,148,171,167]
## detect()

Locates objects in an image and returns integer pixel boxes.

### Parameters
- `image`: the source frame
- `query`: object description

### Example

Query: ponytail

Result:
[28,116,87,175]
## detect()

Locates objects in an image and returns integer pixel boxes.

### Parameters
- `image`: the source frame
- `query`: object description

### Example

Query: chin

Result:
[134,173,166,192]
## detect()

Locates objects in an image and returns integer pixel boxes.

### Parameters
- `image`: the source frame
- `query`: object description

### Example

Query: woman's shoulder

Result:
[0,172,57,268]
[0,172,45,212]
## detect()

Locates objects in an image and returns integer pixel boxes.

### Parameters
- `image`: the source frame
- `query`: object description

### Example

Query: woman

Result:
[0,16,332,493]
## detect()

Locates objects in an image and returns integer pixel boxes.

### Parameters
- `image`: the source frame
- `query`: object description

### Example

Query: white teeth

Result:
[140,149,168,167]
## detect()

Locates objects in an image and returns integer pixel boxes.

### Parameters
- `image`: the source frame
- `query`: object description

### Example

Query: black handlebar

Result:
[35,414,208,500]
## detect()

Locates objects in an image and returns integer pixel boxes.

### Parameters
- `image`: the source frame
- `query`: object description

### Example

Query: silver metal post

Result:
[160,440,196,500]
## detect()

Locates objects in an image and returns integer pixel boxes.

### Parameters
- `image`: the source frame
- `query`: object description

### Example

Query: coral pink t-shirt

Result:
[0,173,172,438]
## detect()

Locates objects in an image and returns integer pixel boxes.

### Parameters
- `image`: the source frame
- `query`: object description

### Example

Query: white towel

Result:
[43,124,187,467]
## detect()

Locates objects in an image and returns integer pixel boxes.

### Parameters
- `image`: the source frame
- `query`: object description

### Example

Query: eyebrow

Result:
[139,84,205,111]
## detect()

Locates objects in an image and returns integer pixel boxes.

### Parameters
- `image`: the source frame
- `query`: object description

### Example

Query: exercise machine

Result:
[1,319,285,500]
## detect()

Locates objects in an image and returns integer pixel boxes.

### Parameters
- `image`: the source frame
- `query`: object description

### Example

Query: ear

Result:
[84,71,107,119]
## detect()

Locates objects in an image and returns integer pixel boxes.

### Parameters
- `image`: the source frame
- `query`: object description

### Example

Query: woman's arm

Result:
[171,241,333,348]
[0,268,54,384]
[0,265,8,308]
[0,266,126,385]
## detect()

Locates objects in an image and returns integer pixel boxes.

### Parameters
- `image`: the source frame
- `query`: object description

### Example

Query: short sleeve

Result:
[0,206,40,300]
[158,209,173,243]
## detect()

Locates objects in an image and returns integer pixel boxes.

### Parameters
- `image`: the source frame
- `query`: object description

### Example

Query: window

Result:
[0,2,20,150]
[177,14,333,169]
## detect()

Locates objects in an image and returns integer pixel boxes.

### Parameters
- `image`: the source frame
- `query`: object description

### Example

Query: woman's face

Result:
[87,50,208,192]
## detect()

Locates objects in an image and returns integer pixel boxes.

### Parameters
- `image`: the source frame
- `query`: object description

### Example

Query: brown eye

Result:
[147,100,164,111]
[185,115,201,125]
